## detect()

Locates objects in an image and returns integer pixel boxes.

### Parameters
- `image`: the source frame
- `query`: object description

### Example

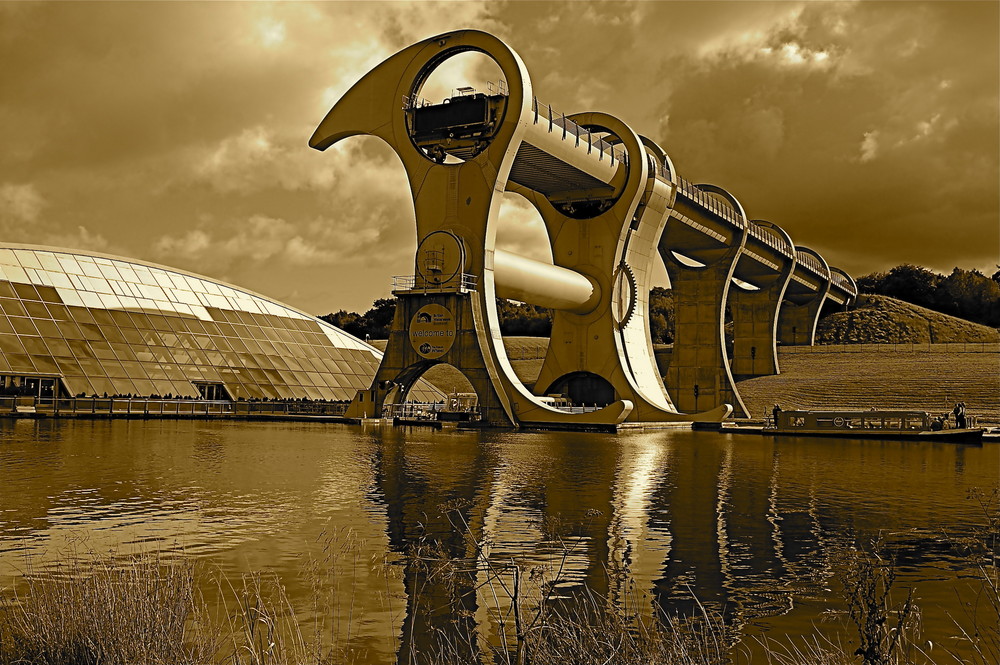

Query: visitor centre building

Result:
[0,243,439,403]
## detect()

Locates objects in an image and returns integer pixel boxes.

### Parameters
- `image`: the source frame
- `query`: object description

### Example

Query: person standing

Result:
[772,403,782,428]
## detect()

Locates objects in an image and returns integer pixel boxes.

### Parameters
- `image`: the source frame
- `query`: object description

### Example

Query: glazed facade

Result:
[0,244,438,402]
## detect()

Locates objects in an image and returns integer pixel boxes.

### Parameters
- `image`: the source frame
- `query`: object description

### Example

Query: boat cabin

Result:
[775,409,931,433]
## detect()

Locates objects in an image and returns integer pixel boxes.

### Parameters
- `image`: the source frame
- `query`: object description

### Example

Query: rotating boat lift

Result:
[310,30,856,429]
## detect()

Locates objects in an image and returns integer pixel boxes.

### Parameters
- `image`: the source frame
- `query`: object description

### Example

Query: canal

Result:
[0,419,995,662]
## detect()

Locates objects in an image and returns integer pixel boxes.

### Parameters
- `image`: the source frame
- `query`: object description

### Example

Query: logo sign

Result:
[408,304,456,359]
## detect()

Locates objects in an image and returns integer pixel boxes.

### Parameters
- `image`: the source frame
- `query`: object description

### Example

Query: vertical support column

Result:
[778,248,832,346]
[731,221,796,377]
[777,296,828,346]
[661,247,749,418]
[731,285,784,377]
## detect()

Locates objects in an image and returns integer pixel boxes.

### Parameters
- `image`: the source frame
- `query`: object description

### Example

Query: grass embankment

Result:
[817,295,1000,344]
[739,345,1000,423]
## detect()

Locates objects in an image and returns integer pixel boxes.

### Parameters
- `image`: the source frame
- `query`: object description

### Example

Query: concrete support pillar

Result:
[730,286,783,377]
[730,221,795,377]
[777,248,831,346]
[661,248,749,418]
[777,296,828,346]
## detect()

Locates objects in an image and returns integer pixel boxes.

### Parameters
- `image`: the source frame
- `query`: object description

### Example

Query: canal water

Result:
[0,419,996,662]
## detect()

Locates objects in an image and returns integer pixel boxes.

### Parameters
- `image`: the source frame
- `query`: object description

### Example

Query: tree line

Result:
[320,288,678,342]
[320,265,999,342]
[856,264,1000,328]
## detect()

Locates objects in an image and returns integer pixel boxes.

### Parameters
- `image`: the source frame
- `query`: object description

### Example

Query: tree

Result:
[879,264,941,309]
[648,287,675,343]
[855,263,1000,327]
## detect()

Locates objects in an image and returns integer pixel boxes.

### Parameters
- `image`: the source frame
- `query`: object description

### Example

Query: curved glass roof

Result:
[0,244,441,402]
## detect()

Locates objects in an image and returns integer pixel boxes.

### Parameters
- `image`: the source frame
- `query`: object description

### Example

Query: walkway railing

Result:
[531,96,629,167]
[0,397,349,418]
[393,273,478,293]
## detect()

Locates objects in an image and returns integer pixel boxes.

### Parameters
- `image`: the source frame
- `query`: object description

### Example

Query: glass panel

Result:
[102,360,127,377]
[0,335,24,354]
[56,359,83,376]
[78,323,104,341]
[46,303,69,321]
[121,328,145,345]
[122,360,146,379]
[132,379,156,396]
[0,299,28,318]
[102,327,126,344]
[57,320,84,339]
[33,320,60,339]
[21,337,50,355]
[11,317,38,336]
[24,301,50,319]
[7,354,35,372]
[90,341,116,360]
[33,356,59,374]
[46,338,73,357]
[12,283,39,300]
[34,285,61,303]
[109,310,135,327]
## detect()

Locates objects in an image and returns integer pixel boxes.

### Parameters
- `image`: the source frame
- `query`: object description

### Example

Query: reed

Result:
[0,552,216,665]
[1,491,997,665]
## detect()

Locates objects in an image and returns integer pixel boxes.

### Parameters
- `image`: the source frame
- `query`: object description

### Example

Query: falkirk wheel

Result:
[310,30,857,429]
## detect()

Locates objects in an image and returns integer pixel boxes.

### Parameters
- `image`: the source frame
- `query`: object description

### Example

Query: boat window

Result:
[884,417,902,429]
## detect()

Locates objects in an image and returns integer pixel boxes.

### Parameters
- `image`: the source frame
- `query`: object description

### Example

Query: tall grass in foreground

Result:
[0,553,215,665]
[1,490,997,665]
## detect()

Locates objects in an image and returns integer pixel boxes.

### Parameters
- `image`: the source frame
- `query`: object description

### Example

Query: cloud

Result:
[495,192,551,263]
[153,213,385,273]
[0,182,45,222]
[859,130,879,162]
[0,1,995,314]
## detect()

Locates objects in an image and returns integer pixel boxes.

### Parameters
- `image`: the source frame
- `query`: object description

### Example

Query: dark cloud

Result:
[0,1,995,315]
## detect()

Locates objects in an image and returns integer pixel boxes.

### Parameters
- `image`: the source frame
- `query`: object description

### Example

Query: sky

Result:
[0,1,997,315]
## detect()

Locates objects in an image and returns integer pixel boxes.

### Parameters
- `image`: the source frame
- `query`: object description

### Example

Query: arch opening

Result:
[406,50,508,164]
[384,361,480,422]
[542,371,615,408]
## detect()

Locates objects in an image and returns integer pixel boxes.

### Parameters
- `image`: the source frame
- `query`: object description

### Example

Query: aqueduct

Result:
[310,29,857,429]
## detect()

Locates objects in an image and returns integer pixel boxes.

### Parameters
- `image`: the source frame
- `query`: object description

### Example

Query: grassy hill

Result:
[817,294,1000,344]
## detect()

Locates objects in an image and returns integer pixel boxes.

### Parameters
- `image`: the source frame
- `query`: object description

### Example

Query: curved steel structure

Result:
[310,29,856,427]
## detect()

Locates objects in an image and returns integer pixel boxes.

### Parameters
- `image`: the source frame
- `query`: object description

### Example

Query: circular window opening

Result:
[406,50,508,164]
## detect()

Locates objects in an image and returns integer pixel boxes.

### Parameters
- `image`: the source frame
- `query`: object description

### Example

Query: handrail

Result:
[0,396,351,417]
[531,96,629,166]
[393,273,478,293]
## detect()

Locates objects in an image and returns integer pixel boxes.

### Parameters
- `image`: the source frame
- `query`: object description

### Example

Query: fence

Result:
[0,396,349,418]
[782,343,999,354]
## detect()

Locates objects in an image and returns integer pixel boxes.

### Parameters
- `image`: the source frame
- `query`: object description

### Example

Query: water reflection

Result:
[0,421,995,663]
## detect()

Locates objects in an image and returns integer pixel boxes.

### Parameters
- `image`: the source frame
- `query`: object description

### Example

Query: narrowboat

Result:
[769,409,984,443]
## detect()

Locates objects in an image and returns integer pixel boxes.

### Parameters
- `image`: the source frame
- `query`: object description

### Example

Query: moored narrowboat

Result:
[769,409,984,443]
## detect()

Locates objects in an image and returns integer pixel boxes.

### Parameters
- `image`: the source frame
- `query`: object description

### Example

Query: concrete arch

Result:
[779,245,832,346]
[661,183,750,418]
[830,267,859,306]
[520,111,728,421]
[729,219,797,378]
